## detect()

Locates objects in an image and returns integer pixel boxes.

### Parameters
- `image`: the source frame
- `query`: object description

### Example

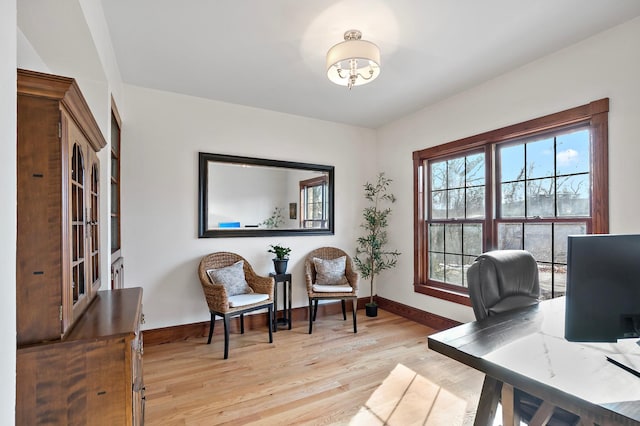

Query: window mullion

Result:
[551,222,556,297]
[554,136,559,218]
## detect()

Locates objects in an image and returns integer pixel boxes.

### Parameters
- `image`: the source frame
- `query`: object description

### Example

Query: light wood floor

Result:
[143,309,484,425]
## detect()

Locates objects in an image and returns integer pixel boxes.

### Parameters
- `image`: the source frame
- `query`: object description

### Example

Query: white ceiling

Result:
[99,0,640,128]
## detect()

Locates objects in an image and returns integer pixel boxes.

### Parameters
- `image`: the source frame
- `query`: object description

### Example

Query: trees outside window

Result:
[413,99,609,305]
[427,151,485,289]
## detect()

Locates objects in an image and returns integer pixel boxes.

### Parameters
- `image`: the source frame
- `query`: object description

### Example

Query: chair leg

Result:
[268,304,273,343]
[308,298,313,334]
[313,299,319,321]
[223,314,230,359]
[240,314,245,334]
[207,312,215,344]
[271,300,277,332]
[341,300,346,320]
[352,299,357,333]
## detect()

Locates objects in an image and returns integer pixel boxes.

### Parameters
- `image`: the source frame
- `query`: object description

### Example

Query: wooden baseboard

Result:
[143,296,460,347]
[141,321,208,346]
[374,296,461,331]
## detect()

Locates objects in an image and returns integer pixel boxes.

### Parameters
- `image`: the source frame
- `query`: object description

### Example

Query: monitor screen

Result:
[565,234,640,342]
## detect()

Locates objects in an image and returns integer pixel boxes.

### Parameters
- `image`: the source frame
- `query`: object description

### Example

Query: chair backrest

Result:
[467,250,540,320]
[304,247,359,292]
[198,251,260,286]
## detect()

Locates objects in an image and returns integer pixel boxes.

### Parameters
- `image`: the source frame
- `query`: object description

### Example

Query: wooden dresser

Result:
[16,69,144,424]
[16,288,145,425]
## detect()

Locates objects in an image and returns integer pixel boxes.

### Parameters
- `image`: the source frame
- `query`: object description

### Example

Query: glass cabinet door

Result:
[70,142,87,308]
[67,116,101,328]
[88,155,100,294]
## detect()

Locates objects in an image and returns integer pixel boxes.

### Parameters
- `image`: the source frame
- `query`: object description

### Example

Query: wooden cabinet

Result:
[16,70,143,424]
[17,68,107,345]
[112,256,125,289]
[16,288,145,425]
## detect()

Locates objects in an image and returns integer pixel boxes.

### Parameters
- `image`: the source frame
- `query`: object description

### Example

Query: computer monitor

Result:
[565,234,640,342]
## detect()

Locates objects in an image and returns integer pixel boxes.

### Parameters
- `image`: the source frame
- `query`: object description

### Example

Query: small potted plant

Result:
[268,244,292,274]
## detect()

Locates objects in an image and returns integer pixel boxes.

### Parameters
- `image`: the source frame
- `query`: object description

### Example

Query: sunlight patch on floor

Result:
[350,363,468,426]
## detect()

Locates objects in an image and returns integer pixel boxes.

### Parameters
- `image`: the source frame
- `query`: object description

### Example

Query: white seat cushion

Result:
[228,293,269,307]
[312,284,353,293]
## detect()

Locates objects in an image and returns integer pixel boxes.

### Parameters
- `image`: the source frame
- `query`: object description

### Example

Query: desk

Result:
[269,273,292,331]
[428,297,640,425]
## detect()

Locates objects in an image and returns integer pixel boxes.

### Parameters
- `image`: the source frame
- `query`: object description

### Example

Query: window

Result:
[300,176,328,228]
[428,151,486,289]
[496,129,591,299]
[110,99,122,257]
[110,99,124,290]
[413,99,609,305]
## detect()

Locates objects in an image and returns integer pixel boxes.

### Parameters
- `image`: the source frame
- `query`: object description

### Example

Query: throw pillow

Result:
[313,256,349,285]
[206,260,253,296]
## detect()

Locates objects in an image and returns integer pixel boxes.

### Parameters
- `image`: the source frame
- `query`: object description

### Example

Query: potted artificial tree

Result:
[268,244,291,274]
[354,173,401,317]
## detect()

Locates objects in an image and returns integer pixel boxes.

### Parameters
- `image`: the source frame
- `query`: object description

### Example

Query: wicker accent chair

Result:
[304,247,358,334]
[198,252,274,359]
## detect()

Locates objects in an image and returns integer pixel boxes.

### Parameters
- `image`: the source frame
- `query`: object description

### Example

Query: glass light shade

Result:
[326,38,381,87]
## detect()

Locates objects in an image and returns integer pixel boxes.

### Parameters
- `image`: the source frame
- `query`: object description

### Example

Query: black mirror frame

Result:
[198,152,335,238]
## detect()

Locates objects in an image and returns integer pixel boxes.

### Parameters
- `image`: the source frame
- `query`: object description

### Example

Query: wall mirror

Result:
[198,152,335,237]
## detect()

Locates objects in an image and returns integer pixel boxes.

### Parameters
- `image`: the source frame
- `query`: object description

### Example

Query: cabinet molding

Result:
[17,69,106,151]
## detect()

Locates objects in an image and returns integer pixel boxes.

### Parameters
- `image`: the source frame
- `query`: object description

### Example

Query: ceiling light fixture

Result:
[326,29,380,90]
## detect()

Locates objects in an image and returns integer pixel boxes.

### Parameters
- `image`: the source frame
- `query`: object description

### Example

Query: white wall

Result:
[1,0,17,423]
[17,28,49,72]
[121,85,376,330]
[377,16,640,323]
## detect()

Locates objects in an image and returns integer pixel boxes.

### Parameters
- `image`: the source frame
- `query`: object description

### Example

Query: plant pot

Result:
[273,259,289,274]
[365,303,378,317]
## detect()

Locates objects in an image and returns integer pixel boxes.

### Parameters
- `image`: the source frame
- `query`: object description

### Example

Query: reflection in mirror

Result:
[198,152,334,237]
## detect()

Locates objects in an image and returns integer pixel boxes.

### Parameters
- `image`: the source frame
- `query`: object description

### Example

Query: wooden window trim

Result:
[110,96,122,259]
[300,175,328,187]
[413,99,609,304]
[300,175,328,228]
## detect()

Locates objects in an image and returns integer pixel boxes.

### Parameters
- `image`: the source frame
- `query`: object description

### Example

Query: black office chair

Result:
[467,250,579,426]
[467,249,540,320]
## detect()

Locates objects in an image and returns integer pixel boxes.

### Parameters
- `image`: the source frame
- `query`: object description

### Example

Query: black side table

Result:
[269,273,292,331]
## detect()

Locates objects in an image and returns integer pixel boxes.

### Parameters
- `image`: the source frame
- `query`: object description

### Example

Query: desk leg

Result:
[528,400,554,426]
[501,384,520,426]
[474,376,502,426]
